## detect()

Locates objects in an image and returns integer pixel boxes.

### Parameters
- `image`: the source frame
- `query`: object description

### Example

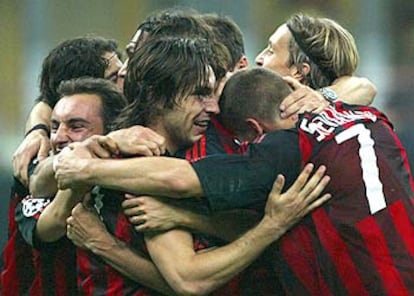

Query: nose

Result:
[117,59,128,91]
[255,51,264,67]
[51,125,71,152]
[203,97,220,115]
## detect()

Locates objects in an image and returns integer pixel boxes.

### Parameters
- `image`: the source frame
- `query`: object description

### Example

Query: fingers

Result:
[283,76,303,90]
[122,195,143,208]
[84,136,112,158]
[269,174,285,198]
[37,138,51,161]
[286,163,315,193]
[289,164,330,201]
[98,136,119,155]
[304,193,332,214]
[280,84,327,118]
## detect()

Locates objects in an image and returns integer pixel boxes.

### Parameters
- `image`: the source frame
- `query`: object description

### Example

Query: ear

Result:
[246,117,264,138]
[290,62,311,82]
[235,55,249,70]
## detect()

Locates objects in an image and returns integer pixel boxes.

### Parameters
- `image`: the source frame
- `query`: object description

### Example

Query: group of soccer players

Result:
[2,7,413,295]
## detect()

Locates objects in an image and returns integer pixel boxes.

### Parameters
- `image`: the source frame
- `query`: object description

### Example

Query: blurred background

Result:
[1,0,413,251]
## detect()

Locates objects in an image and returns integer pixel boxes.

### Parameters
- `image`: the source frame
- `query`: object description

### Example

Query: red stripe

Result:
[185,149,191,161]
[313,209,369,295]
[385,122,414,191]
[105,264,124,296]
[357,215,409,295]
[77,249,93,295]
[1,233,19,295]
[192,140,199,160]
[389,201,414,258]
[280,223,332,295]
[54,253,66,295]
[199,133,206,157]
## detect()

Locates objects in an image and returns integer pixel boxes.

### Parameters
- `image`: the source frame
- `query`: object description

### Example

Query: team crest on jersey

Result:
[22,196,51,217]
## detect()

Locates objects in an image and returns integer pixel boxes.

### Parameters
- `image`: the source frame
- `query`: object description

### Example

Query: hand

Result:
[262,163,331,239]
[12,130,50,185]
[75,135,115,158]
[66,203,113,250]
[280,77,329,118]
[122,194,184,231]
[107,125,166,156]
[53,144,94,190]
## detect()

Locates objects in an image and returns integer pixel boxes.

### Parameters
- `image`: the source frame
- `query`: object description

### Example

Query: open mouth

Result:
[194,120,210,128]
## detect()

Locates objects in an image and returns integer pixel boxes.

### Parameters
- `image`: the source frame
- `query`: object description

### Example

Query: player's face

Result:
[50,94,104,153]
[161,67,218,153]
[103,51,123,86]
[255,24,295,77]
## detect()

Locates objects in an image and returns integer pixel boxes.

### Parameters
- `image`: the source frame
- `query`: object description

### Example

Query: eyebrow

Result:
[193,86,213,96]
[51,117,91,126]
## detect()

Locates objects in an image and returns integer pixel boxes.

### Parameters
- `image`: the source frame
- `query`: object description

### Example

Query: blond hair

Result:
[286,13,359,88]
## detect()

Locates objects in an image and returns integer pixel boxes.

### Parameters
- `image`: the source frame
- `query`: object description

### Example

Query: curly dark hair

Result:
[38,36,118,107]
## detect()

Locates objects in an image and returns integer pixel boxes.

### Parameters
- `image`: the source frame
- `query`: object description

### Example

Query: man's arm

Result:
[123,195,260,241]
[54,144,203,198]
[144,164,331,295]
[331,75,376,106]
[29,156,57,198]
[66,203,175,295]
[35,188,85,242]
[280,76,376,118]
[13,101,52,185]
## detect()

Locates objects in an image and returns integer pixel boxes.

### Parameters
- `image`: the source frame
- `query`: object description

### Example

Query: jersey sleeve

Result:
[191,129,302,211]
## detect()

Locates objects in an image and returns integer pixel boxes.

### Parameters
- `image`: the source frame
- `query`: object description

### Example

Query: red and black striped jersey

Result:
[1,178,35,296]
[192,102,414,294]
[15,192,77,295]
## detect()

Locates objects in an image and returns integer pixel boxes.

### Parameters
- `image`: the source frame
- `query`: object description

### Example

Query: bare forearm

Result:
[90,236,175,295]
[331,76,377,105]
[25,101,52,131]
[30,157,57,197]
[36,189,82,242]
[145,218,283,295]
[85,157,203,198]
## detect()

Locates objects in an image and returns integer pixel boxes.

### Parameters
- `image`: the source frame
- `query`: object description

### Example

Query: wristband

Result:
[25,124,50,138]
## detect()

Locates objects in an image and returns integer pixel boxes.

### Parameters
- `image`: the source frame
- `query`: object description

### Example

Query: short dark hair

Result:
[57,77,127,133]
[202,13,245,70]
[39,36,118,107]
[120,36,214,127]
[128,8,230,85]
[219,68,292,139]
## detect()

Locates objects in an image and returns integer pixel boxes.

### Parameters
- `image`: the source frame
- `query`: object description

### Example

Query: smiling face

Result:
[157,66,218,153]
[50,94,104,153]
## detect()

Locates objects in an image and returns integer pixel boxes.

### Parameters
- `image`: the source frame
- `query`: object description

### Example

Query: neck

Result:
[148,122,178,155]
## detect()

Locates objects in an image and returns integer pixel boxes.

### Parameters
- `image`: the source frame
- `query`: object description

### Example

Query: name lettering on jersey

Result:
[300,105,377,142]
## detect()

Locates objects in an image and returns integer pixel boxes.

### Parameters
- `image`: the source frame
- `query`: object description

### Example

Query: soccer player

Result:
[1,36,122,295]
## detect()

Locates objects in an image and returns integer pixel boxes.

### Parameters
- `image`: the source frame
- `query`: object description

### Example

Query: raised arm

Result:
[330,75,376,105]
[35,188,86,242]
[13,101,52,185]
[280,76,376,118]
